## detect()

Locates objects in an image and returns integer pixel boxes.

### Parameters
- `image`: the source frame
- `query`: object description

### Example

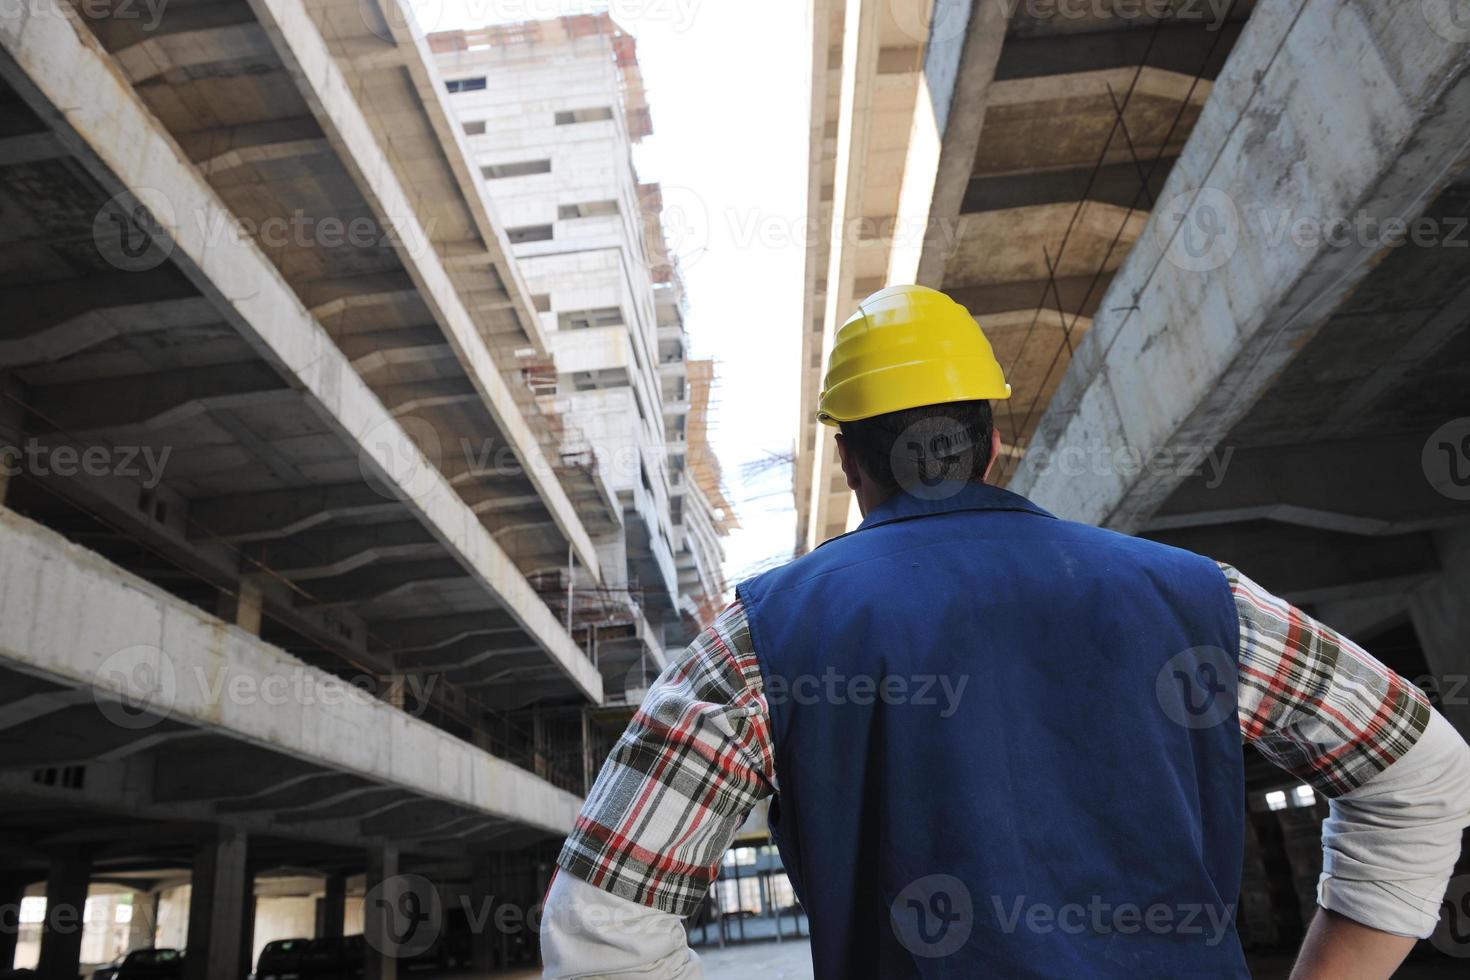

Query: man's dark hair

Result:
[839,400,994,494]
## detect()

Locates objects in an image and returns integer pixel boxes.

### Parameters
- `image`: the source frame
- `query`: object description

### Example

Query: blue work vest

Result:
[736,483,1246,978]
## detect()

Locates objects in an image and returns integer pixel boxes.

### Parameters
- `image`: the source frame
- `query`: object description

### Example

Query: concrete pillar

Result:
[184,827,248,980]
[216,579,264,635]
[469,858,495,972]
[0,371,20,508]
[37,853,89,980]
[362,845,399,980]
[126,890,159,952]
[239,870,257,980]
[0,876,24,971]
[316,874,346,939]
[1410,526,1470,740]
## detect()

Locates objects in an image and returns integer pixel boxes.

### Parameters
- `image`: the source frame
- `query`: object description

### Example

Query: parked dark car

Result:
[254,937,312,980]
[296,935,363,979]
[91,948,184,980]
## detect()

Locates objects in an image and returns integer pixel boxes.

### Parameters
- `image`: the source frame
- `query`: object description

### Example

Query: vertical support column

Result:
[1410,526,1470,740]
[580,708,594,795]
[362,845,399,980]
[184,827,247,980]
[239,868,256,980]
[0,876,25,971]
[496,855,510,968]
[0,372,23,508]
[37,853,89,980]
[469,857,495,972]
[532,708,547,780]
[126,890,160,952]
[316,873,345,939]
[216,579,264,635]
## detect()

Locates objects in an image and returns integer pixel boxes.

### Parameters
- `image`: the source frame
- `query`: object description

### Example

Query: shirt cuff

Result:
[541,872,704,979]
[1316,710,1470,939]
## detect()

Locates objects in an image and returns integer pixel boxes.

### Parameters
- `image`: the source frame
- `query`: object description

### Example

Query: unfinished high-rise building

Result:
[430,15,736,663]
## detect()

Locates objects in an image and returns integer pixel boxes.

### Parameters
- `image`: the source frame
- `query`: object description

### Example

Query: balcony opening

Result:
[482,159,553,179]
[555,106,615,125]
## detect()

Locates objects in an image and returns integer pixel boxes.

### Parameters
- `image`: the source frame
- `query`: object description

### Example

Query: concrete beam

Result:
[0,296,220,368]
[1013,0,1470,529]
[0,129,65,164]
[242,0,598,579]
[886,0,1007,286]
[963,158,1175,214]
[0,507,584,835]
[252,521,440,581]
[26,362,290,435]
[0,0,602,700]
[996,20,1244,82]
[1146,522,1440,605]
[176,116,330,176]
[187,484,401,543]
[1146,435,1470,536]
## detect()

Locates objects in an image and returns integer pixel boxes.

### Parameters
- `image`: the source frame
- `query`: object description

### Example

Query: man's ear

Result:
[982,426,1004,482]
[835,433,864,493]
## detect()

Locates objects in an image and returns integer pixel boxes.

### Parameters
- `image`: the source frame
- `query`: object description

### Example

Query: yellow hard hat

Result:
[817,284,1011,425]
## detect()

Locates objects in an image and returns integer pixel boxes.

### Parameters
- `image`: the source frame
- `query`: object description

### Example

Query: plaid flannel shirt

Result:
[556,563,1431,916]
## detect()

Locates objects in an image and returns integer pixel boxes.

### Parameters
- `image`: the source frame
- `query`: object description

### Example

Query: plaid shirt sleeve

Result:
[1221,562,1432,796]
[556,600,774,916]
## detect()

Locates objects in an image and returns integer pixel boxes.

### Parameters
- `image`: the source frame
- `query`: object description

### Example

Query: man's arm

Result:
[541,602,773,978]
[1223,565,1470,978]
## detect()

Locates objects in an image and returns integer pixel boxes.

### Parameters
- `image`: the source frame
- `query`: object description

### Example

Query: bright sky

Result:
[411,0,808,587]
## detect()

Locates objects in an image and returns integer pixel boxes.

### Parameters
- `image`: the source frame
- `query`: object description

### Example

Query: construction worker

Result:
[540,285,1470,978]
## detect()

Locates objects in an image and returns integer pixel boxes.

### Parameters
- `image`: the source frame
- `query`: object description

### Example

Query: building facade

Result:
[431,16,734,669]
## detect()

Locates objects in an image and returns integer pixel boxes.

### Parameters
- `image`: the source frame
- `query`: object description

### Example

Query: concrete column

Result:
[216,579,264,635]
[184,827,248,980]
[239,870,257,980]
[0,876,24,971]
[362,845,399,980]
[1410,526,1470,740]
[126,890,159,952]
[37,853,89,980]
[316,874,345,939]
[0,373,21,508]
[469,858,495,972]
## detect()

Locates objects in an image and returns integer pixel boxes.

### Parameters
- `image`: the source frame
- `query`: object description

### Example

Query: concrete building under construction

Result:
[0,2,728,977]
